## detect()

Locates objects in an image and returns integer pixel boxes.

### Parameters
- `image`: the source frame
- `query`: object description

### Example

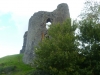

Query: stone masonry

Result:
[20,31,28,54]
[22,3,70,64]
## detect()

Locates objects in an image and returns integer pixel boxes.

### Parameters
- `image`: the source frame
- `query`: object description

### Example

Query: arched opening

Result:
[46,18,52,29]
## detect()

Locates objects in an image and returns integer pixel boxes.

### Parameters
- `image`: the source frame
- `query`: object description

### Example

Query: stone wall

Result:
[22,3,70,64]
[20,31,28,54]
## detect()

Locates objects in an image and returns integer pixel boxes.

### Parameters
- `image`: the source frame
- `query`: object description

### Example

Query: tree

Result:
[33,19,82,75]
[77,0,100,74]
[76,19,100,75]
[80,0,100,23]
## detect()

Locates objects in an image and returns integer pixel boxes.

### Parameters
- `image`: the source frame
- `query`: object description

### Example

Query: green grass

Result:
[0,54,34,75]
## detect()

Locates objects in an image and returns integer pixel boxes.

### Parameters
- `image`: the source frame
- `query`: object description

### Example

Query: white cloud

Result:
[0,0,85,18]
[0,45,19,58]
[10,13,28,35]
[0,26,9,30]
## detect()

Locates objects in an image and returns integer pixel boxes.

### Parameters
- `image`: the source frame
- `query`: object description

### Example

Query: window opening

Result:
[46,18,52,29]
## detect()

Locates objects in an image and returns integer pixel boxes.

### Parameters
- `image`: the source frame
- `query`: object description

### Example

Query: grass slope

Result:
[0,54,34,75]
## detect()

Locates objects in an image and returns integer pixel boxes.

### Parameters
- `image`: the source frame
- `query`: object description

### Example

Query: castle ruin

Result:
[21,3,70,64]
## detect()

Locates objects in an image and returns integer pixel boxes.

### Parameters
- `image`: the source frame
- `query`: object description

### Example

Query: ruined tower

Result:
[22,3,70,64]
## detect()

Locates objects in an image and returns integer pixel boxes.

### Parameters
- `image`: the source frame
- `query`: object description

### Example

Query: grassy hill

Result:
[0,54,34,75]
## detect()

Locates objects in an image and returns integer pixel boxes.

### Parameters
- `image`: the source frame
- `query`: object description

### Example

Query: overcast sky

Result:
[1,0,98,58]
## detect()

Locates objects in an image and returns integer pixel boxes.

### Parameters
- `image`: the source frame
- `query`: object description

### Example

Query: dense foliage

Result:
[77,1,100,74]
[76,19,100,75]
[34,19,82,75]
